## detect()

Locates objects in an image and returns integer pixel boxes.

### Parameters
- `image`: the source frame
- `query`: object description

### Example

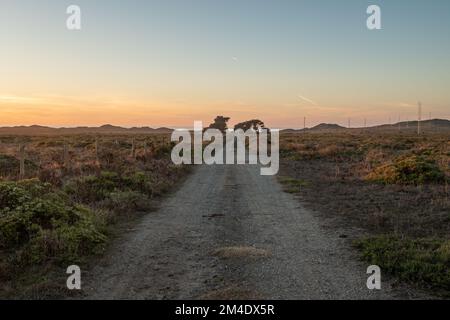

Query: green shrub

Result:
[0,181,31,210]
[65,170,157,205]
[0,179,106,266]
[0,155,19,177]
[0,155,38,178]
[151,143,175,159]
[123,171,154,196]
[278,176,309,193]
[366,155,445,185]
[101,191,152,214]
[64,171,122,203]
[355,236,450,292]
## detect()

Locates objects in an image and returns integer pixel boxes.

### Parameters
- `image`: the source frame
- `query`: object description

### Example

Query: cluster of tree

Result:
[234,119,266,131]
[207,116,266,132]
[207,116,230,133]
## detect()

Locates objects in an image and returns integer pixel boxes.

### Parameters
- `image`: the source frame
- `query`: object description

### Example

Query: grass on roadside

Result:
[278,176,309,194]
[354,236,450,295]
[366,155,446,185]
[279,131,450,296]
[0,179,107,274]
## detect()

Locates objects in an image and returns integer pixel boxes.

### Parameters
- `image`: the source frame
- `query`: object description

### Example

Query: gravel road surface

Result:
[84,163,399,299]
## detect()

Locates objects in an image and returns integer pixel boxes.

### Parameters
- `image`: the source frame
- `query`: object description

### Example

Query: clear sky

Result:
[1,0,449,128]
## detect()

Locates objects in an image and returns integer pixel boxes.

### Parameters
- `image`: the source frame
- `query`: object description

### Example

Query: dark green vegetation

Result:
[0,179,106,267]
[280,131,450,295]
[355,236,450,294]
[278,176,309,194]
[366,155,445,185]
[0,134,189,298]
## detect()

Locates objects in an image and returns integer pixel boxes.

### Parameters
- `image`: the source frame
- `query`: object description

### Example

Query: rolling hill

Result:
[0,124,173,135]
[281,119,450,133]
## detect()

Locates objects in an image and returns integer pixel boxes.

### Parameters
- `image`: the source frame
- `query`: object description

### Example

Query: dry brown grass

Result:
[0,133,190,299]
[280,130,450,295]
[0,134,175,183]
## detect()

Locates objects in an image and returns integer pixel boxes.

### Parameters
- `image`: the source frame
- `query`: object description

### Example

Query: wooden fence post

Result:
[19,144,25,180]
[143,141,148,155]
[95,137,100,165]
[63,141,70,168]
[131,137,136,159]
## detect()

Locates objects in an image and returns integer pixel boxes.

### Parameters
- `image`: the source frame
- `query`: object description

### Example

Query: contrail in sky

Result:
[298,94,317,106]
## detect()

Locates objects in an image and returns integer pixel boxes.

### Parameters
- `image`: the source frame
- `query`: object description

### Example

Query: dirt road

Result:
[84,163,399,299]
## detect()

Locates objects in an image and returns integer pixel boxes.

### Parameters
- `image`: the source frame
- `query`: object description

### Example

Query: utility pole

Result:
[348,118,351,129]
[417,101,422,135]
[364,118,367,129]
[303,116,306,131]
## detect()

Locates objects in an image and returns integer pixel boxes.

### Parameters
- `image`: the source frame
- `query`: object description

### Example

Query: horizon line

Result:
[1,118,449,131]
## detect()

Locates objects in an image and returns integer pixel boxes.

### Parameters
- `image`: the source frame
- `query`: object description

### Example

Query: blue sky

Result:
[0,0,449,127]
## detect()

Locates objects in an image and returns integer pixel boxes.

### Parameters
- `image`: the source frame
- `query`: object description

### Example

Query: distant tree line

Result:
[207,116,266,132]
